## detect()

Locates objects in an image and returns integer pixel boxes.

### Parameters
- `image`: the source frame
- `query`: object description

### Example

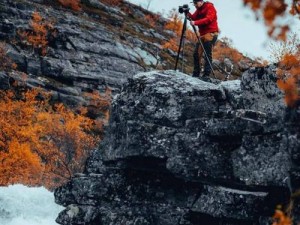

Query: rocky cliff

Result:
[1,0,299,224]
[55,68,300,225]
[0,0,166,105]
[0,0,256,108]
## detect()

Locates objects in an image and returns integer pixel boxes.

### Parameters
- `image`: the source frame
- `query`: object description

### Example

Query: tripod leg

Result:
[174,17,187,71]
[181,32,187,73]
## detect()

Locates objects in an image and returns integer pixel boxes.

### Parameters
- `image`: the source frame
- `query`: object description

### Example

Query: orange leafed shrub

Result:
[0,140,42,185]
[0,88,110,189]
[277,76,298,106]
[36,102,98,186]
[263,0,287,25]
[213,39,244,63]
[272,209,292,225]
[18,11,56,56]
[276,53,300,107]
[164,9,183,35]
[57,0,81,11]
[162,37,179,52]
[162,10,183,52]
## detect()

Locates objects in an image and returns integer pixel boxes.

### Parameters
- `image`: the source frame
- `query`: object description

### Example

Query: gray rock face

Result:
[0,0,256,104]
[241,66,285,117]
[55,68,300,224]
[0,0,152,105]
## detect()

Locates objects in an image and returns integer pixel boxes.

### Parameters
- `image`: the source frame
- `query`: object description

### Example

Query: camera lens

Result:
[178,4,189,14]
[178,6,183,14]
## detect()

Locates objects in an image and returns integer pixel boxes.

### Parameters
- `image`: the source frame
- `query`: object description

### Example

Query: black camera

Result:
[178,4,190,14]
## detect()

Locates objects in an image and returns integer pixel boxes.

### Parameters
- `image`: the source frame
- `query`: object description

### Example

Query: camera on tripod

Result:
[178,4,190,14]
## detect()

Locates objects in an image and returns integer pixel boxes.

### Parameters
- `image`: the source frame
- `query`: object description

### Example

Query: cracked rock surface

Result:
[55,69,300,225]
[0,0,151,106]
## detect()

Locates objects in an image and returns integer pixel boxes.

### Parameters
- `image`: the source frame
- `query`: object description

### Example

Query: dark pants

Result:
[193,33,218,77]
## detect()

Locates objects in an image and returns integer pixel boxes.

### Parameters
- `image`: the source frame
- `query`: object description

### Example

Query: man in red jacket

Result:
[188,0,219,78]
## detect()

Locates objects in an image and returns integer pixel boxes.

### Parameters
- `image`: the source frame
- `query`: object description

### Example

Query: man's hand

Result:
[190,21,196,26]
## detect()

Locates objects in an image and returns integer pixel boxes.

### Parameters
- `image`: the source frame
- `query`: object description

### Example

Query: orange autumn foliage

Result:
[162,9,197,52]
[164,9,183,35]
[0,140,42,185]
[263,0,287,25]
[162,11,182,52]
[272,209,292,225]
[243,0,300,40]
[57,0,81,11]
[213,38,244,63]
[0,88,110,189]
[243,0,261,11]
[162,37,179,52]
[36,102,98,186]
[145,14,160,28]
[276,53,300,107]
[18,11,55,56]
[290,0,300,15]
[0,90,47,186]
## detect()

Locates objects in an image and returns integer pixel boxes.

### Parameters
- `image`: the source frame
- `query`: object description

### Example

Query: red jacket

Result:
[188,2,219,36]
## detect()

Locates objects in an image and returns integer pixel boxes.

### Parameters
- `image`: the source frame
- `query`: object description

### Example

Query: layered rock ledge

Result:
[55,69,300,225]
[0,0,155,105]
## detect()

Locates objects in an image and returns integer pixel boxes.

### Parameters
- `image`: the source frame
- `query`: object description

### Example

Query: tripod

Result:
[174,13,216,78]
[174,12,188,73]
